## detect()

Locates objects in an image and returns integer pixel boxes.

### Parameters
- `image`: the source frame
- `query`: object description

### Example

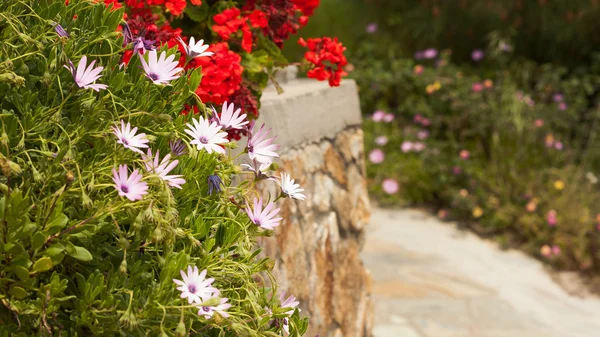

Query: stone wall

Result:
[255,75,373,337]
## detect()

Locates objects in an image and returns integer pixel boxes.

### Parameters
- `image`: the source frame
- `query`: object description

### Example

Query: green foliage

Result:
[0,0,307,335]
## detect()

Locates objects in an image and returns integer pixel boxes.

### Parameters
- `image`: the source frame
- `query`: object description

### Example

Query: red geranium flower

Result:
[192,42,244,105]
[299,36,348,87]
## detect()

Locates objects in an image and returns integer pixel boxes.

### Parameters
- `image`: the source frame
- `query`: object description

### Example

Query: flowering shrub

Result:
[0,0,311,335]
[95,0,346,126]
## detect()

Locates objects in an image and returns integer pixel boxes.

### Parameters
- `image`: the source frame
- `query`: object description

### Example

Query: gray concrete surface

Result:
[362,207,600,337]
[258,77,362,151]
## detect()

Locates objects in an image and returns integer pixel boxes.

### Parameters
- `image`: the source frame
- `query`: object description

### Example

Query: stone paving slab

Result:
[362,208,600,337]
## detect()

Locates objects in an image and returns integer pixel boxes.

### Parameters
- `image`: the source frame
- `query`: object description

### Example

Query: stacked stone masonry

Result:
[258,127,373,337]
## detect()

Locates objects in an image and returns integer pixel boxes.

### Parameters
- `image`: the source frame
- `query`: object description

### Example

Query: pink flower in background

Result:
[383,113,395,123]
[437,209,448,219]
[524,96,535,107]
[534,119,544,127]
[413,142,426,152]
[417,130,429,140]
[414,64,424,75]
[471,49,484,61]
[421,118,431,126]
[596,223,600,232]
[540,245,552,258]
[558,102,567,111]
[382,178,399,194]
[423,48,438,59]
[401,141,413,153]
[472,82,483,93]
[372,110,386,122]
[366,23,378,33]
[369,149,385,164]
[452,166,462,175]
[546,210,557,226]
[375,136,388,146]
[459,150,470,160]
[552,93,563,102]
[551,245,561,256]
[414,114,423,123]
[554,142,563,150]
[499,41,512,52]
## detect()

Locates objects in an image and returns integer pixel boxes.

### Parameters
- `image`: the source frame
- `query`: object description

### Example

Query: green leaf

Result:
[45,243,65,256]
[12,266,30,282]
[67,246,93,262]
[9,286,27,299]
[33,257,53,273]
[185,3,209,22]
[47,213,68,230]
[31,232,46,251]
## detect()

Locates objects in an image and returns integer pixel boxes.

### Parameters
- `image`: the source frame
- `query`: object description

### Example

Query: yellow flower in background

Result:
[472,206,484,218]
[459,189,469,197]
[426,84,435,94]
[526,200,537,212]
[554,180,565,190]
[483,79,493,89]
[433,81,441,90]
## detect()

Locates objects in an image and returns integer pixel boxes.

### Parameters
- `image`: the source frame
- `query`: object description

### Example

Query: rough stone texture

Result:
[364,207,600,337]
[258,127,373,337]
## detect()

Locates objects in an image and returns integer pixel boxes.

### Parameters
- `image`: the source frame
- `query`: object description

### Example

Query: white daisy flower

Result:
[278,173,305,200]
[173,266,217,305]
[139,50,183,85]
[112,120,149,154]
[213,101,248,130]
[141,149,186,189]
[184,116,229,154]
[178,36,214,59]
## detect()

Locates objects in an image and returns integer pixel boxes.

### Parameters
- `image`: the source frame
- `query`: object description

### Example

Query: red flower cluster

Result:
[122,0,202,15]
[298,36,348,87]
[191,42,244,105]
[244,0,309,48]
[126,9,182,47]
[291,0,320,16]
[212,8,258,53]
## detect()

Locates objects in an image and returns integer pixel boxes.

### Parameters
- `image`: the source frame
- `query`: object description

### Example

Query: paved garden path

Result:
[362,207,600,337]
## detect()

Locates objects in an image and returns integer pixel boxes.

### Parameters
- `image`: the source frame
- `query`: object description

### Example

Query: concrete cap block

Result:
[257,78,362,151]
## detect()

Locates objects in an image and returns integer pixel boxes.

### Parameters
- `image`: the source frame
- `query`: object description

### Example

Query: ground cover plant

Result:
[0,0,345,335]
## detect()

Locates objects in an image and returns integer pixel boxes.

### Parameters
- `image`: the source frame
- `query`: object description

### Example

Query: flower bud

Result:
[174,320,187,337]
[65,170,74,185]
[119,258,127,274]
